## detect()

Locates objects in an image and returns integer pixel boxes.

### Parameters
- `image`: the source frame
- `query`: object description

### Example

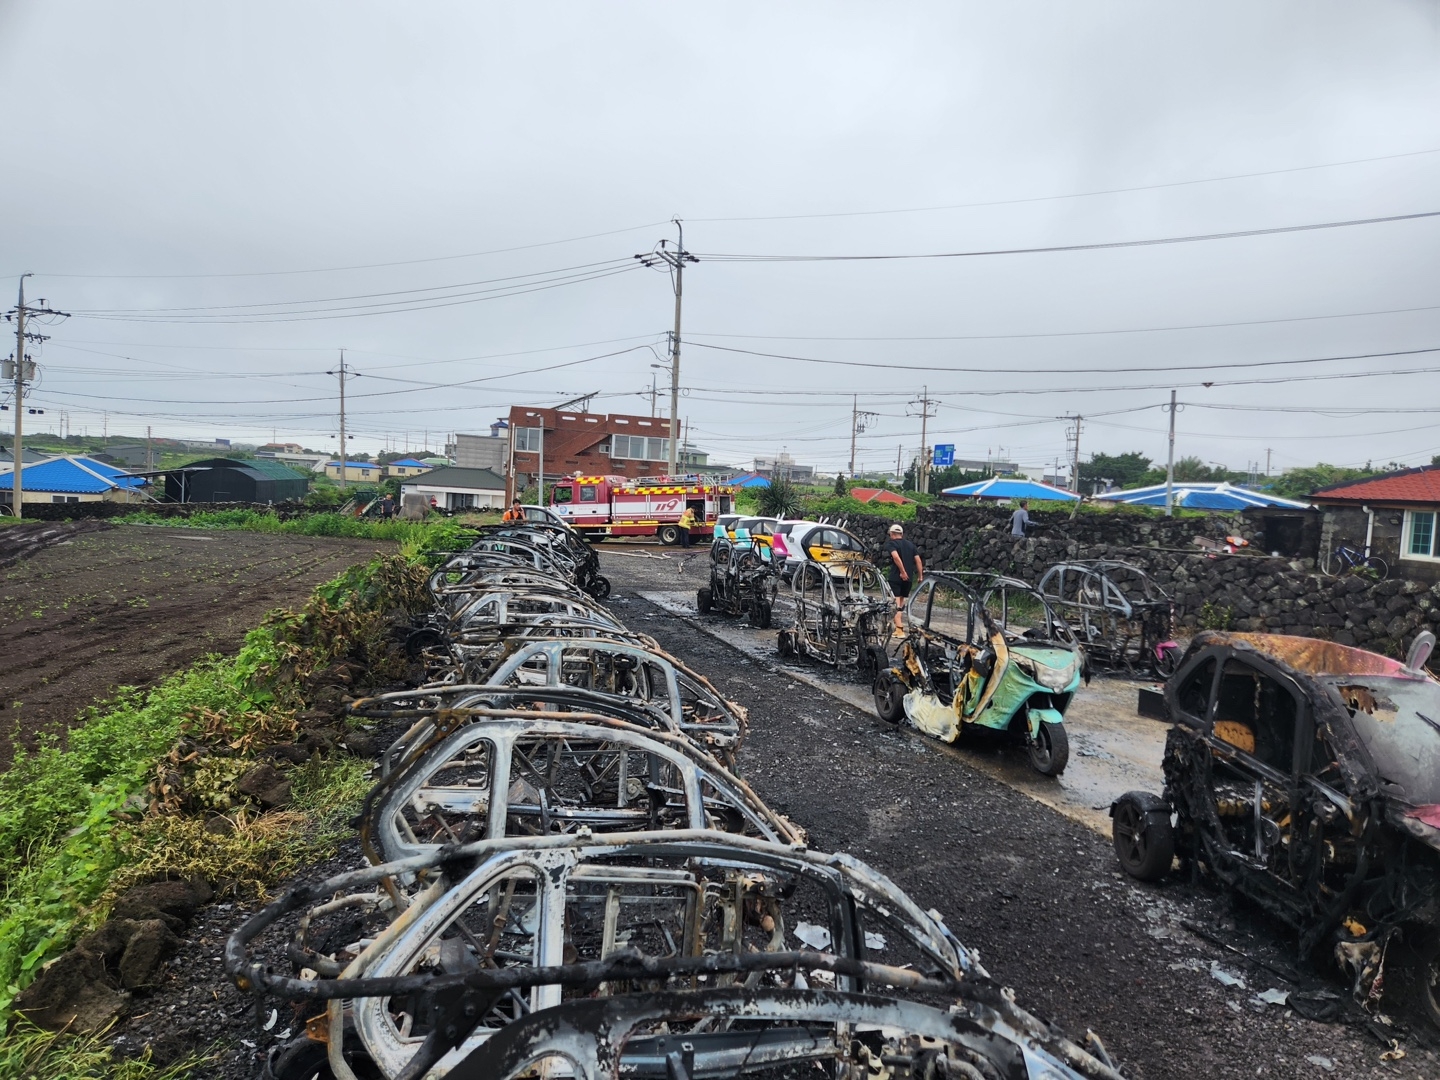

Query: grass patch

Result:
[0,552,429,1020]
[114,507,432,543]
[0,1018,211,1079]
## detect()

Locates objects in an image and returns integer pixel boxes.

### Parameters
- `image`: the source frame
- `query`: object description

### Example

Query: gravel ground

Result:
[103,546,1440,1078]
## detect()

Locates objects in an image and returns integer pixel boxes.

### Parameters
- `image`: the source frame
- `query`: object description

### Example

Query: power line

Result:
[689,145,1440,223]
[682,340,1440,377]
[684,301,1440,343]
[20,221,671,280]
[693,209,1440,263]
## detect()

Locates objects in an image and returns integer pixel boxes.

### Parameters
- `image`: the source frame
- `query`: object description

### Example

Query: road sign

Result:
[933,444,955,467]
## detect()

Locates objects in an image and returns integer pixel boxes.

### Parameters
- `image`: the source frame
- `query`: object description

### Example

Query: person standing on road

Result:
[677,505,698,548]
[883,523,922,630]
[1009,499,1031,538]
[503,498,524,523]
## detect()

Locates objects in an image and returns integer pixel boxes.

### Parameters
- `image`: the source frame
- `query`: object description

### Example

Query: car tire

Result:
[874,670,906,724]
[1027,720,1070,777]
[777,629,795,657]
[658,525,681,546]
[752,601,772,629]
[587,575,612,600]
[697,587,713,615]
[1110,790,1175,881]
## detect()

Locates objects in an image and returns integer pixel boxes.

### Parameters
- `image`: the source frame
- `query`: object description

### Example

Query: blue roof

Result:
[728,472,771,488]
[0,456,147,494]
[941,477,1080,501]
[1095,482,1310,510]
[388,458,429,467]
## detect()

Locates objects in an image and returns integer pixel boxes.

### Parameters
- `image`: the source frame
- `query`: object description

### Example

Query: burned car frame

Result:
[776,556,893,678]
[358,713,799,863]
[225,830,987,1080]
[873,573,1084,776]
[697,536,778,628]
[1037,560,1180,677]
[1111,630,1440,1027]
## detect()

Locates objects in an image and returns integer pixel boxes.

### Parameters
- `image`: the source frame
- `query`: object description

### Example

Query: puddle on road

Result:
[639,588,1169,836]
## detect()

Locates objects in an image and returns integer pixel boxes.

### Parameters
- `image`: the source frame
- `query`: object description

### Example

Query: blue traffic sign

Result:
[933,444,955,467]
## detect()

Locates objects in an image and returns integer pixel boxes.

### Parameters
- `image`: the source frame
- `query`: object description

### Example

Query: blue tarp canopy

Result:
[1095,482,1310,510]
[941,476,1080,501]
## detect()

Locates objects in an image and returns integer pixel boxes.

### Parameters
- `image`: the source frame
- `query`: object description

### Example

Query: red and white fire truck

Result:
[548,474,733,544]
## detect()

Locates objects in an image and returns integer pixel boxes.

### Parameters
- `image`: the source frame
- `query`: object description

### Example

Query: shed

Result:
[163,457,309,503]
[399,466,506,511]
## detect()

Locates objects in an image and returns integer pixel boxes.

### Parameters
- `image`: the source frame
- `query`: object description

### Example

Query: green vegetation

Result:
[0,547,436,1073]
[0,1019,210,1079]
[113,507,468,548]
[755,477,803,518]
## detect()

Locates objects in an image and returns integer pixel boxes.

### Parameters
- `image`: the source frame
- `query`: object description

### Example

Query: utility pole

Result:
[849,395,877,478]
[908,387,938,494]
[5,276,67,519]
[327,351,351,490]
[1164,390,1177,517]
[1063,414,1083,494]
[1265,447,1272,477]
[649,373,658,417]
[146,425,153,472]
[635,221,698,477]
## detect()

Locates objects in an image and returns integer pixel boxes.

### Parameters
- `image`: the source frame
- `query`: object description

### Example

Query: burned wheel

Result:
[1110,790,1175,881]
[874,670,906,724]
[750,600,772,629]
[1027,720,1069,776]
[777,629,796,657]
[697,587,713,614]
[586,575,612,600]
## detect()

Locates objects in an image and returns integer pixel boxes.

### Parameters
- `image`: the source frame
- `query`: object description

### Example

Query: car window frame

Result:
[1208,650,1310,783]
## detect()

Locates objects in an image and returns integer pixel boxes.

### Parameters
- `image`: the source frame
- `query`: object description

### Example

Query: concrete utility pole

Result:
[849,396,877,478]
[6,276,67,518]
[1164,390,1177,517]
[146,425,153,472]
[909,387,938,494]
[1064,414,1083,494]
[635,221,697,478]
[327,351,350,490]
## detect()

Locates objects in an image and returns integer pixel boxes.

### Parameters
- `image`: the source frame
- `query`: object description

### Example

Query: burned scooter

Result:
[874,573,1085,776]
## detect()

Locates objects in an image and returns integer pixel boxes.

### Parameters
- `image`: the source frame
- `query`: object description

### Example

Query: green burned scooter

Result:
[873,572,1087,776]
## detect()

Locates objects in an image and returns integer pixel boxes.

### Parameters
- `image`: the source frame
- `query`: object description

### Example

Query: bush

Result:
[756,478,803,518]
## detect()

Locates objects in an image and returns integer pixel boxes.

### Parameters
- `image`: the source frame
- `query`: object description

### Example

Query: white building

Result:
[399,466,506,511]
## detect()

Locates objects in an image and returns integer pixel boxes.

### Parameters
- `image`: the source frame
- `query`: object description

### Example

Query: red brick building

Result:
[506,406,680,499]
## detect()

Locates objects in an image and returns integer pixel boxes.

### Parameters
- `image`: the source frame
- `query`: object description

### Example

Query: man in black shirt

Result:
[882,523,923,631]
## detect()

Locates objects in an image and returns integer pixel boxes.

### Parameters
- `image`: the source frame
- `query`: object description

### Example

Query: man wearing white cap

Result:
[882,523,923,631]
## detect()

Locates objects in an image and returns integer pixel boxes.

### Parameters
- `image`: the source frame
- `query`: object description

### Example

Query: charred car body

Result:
[776,555,894,678]
[1111,630,1440,1026]
[697,535,777,628]
[1037,560,1180,677]
[874,573,1085,776]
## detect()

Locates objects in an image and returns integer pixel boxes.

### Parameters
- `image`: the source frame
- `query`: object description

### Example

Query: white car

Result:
[769,520,869,581]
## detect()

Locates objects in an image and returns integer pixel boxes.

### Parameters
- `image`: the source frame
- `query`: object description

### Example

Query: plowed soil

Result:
[0,524,391,762]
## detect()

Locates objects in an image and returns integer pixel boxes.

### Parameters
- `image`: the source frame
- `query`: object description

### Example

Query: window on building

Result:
[513,426,542,452]
[51,495,80,504]
[1406,511,1437,559]
[612,434,669,461]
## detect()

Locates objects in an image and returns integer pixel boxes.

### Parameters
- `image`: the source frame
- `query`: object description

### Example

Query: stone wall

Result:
[844,503,1439,659]
[13,501,310,523]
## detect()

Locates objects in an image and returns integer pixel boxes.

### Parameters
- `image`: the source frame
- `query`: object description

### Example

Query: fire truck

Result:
[548,474,733,544]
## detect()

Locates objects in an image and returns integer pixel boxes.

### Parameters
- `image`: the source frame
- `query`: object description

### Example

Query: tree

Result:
[1270,463,1380,500]
[1078,451,1152,489]
[833,473,848,496]
[757,477,803,518]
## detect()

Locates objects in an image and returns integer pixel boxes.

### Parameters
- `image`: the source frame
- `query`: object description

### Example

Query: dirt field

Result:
[0,524,391,761]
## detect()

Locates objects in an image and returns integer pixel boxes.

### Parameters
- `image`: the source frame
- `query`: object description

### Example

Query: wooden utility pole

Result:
[848,396,877,478]
[909,387,938,494]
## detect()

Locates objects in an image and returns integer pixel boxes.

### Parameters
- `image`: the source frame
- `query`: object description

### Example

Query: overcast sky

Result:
[3,1,1439,477]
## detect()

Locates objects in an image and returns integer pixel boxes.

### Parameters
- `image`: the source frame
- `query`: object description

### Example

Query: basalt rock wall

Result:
[844,504,1437,659]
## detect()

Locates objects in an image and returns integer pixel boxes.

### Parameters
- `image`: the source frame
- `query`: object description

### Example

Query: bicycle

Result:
[1321,539,1388,581]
